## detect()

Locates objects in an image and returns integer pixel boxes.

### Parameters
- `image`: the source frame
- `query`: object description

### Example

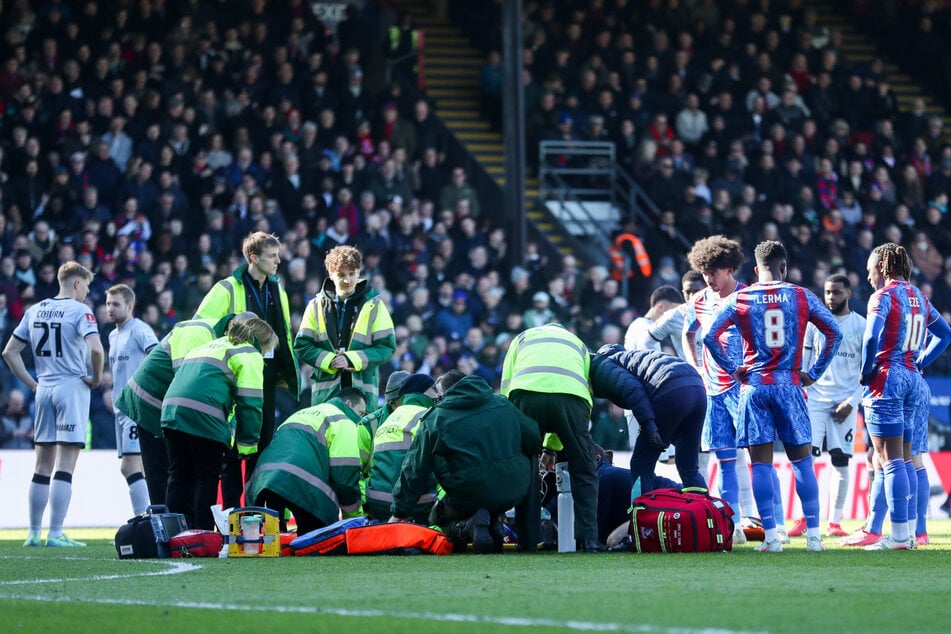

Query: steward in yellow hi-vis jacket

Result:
[247,388,367,535]
[294,245,396,406]
[501,324,604,552]
[161,318,278,530]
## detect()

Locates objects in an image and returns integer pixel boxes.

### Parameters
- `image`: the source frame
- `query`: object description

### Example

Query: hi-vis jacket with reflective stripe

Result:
[500,324,593,409]
[295,278,396,406]
[364,393,435,520]
[161,336,265,454]
[246,397,363,524]
[115,315,233,436]
[194,264,300,396]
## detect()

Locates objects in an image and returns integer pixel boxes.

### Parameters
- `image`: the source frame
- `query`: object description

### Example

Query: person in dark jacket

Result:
[589,344,707,499]
[391,371,542,553]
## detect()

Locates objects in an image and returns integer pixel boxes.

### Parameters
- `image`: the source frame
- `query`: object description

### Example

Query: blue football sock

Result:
[770,466,784,523]
[715,449,738,509]
[867,469,886,534]
[917,467,929,536]
[905,460,917,527]
[884,458,909,528]
[751,462,776,530]
[791,455,819,529]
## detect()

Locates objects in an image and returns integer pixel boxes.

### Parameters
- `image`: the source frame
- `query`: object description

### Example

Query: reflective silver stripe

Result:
[512,365,588,389]
[351,331,371,345]
[329,457,361,467]
[500,378,510,393]
[365,489,394,503]
[220,279,236,314]
[163,397,227,421]
[340,500,361,514]
[311,378,339,392]
[519,336,587,357]
[280,421,329,447]
[224,345,256,362]
[350,376,376,395]
[298,328,317,340]
[367,300,381,333]
[375,439,412,452]
[314,351,335,368]
[177,321,215,336]
[171,357,185,369]
[373,326,395,340]
[180,356,234,382]
[127,377,163,409]
[354,351,369,367]
[236,387,264,398]
[160,339,171,353]
[416,493,437,504]
[254,463,338,505]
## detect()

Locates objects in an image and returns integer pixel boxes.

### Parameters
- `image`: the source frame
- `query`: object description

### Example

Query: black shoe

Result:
[578,539,608,553]
[472,508,495,554]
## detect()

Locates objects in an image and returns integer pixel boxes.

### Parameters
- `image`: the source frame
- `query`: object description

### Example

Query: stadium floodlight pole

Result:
[502,0,526,263]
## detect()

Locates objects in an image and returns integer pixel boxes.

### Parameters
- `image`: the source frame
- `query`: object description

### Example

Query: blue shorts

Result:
[702,384,739,451]
[912,374,931,456]
[863,369,920,439]
[736,383,811,448]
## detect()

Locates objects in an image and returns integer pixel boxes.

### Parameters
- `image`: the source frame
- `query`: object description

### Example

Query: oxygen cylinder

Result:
[555,462,576,553]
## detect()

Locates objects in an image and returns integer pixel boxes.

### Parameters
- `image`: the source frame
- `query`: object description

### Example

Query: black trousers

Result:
[510,390,598,541]
[254,488,325,536]
[630,381,708,495]
[139,426,168,506]
[221,377,277,508]
[164,428,227,530]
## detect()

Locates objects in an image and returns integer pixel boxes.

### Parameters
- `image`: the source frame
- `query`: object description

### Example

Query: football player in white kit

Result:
[793,273,866,538]
[106,284,159,515]
[3,262,104,547]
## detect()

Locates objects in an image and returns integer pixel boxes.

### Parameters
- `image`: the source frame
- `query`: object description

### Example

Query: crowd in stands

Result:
[5,0,951,451]
[461,0,951,343]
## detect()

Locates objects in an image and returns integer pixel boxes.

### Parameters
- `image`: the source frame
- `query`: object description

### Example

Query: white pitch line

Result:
[0,558,200,586]
[0,593,766,634]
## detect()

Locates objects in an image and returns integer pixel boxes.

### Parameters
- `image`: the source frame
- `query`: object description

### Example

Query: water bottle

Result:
[555,462,576,553]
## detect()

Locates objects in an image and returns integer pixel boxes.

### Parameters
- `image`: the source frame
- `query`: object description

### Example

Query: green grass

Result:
[2,522,951,633]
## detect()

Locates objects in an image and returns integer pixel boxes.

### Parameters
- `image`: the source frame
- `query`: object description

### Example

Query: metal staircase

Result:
[807,0,951,127]
[396,0,578,261]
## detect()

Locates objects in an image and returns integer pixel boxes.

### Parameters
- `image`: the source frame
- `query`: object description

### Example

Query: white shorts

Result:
[807,399,856,456]
[115,412,142,458]
[34,377,90,447]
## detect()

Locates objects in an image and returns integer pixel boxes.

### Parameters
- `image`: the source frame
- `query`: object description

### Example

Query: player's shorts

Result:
[911,373,931,456]
[115,412,142,458]
[863,369,918,439]
[34,377,90,447]
[701,384,739,451]
[807,398,856,456]
[736,383,811,448]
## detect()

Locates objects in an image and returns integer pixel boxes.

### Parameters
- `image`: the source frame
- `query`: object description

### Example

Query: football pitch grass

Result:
[2,521,950,634]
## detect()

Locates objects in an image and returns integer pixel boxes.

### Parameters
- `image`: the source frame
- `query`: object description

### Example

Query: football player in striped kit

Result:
[704,241,842,552]
[858,243,951,550]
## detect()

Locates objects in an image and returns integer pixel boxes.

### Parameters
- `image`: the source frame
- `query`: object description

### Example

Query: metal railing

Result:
[538,140,691,257]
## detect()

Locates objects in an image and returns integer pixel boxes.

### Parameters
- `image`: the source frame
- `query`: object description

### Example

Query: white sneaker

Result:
[755,539,783,552]
[806,536,825,552]
[732,525,747,545]
[776,524,790,544]
[863,535,916,551]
